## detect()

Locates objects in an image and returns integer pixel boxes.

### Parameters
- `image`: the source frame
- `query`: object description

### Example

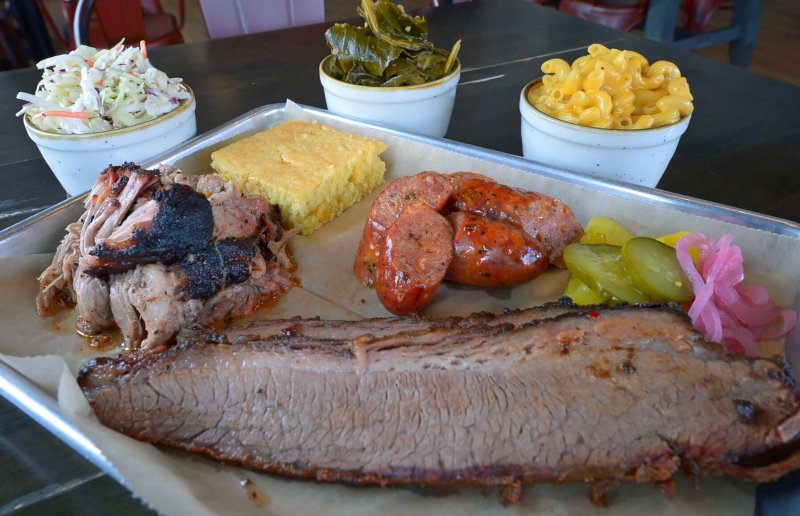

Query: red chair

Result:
[431,0,547,5]
[683,0,725,32]
[558,0,648,32]
[61,0,185,49]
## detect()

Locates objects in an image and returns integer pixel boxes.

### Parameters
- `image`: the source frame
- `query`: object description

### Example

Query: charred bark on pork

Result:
[36,163,292,349]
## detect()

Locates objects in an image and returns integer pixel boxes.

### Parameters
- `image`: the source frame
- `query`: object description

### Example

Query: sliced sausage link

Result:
[353,220,386,288]
[375,203,454,315]
[448,171,496,197]
[446,212,549,288]
[353,172,454,286]
[451,178,583,266]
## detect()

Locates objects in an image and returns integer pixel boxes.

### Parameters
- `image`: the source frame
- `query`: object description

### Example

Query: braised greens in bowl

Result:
[323,0,461,87]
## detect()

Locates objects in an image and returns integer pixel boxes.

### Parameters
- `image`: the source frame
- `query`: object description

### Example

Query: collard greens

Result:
[324,0,461,87]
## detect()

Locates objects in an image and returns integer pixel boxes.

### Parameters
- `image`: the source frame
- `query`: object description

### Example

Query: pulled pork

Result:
[37,163,292,349]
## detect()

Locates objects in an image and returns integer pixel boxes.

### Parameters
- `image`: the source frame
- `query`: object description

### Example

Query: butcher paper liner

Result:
[2,101,799,515]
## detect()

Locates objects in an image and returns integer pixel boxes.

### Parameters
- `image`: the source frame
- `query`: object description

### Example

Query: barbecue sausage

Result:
[448,171,496,193]
[354,172,454,287]
[450,178,583,267]
[446,212,549,288]
[375,203,454,315]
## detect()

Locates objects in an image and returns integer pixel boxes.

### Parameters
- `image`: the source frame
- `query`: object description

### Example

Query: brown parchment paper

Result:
[2,101,800,515]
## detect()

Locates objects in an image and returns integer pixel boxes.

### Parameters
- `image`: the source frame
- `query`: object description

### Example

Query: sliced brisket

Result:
[79,304,800,505]
[213,299,584,342]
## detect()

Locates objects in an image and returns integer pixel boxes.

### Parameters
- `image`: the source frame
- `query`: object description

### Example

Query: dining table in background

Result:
[1,0,798,513]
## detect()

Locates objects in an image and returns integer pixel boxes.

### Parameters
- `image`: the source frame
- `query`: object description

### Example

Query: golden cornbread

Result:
[210,120,387,235]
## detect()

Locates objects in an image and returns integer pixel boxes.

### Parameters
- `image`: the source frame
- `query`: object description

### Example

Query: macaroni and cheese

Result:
[526,44,694,130]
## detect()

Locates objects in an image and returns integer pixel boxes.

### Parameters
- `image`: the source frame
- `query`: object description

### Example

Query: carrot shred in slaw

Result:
[139,40,148,59]
[675,233,797,356]
[41,110,89,119]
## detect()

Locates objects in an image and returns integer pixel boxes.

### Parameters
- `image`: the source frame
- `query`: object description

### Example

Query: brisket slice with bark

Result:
[79,304,800,506]
[211,298,584,342]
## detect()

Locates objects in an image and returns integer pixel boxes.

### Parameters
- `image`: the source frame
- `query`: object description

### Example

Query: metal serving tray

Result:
[3,104,800,259]
[2,103,799,510]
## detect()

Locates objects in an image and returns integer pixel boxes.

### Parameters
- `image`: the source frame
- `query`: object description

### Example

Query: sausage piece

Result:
[448,171,496,194]
[446,212,549,288]
[375,203,454,315]
[449,178,583,267]
[354,172,453,287]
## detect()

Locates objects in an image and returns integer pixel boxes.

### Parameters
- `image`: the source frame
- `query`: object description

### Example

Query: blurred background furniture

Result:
[1,2,29,69]
[34,0,72,50]
[3,0,54,68]
[550,0,729,34]
[3,0,772,67]
[558,0,647,32]
[645,0,761,66]
[684,0,726,31]
[431,0,547,5]
[431,0,760,66]
[65,0,185,48]
[198,0,325,39]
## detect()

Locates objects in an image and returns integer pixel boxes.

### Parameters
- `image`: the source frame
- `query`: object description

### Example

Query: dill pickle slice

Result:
[563,243,649,305]
[620,237,693,302]
[563,276,604,305]
[580,217,634,246]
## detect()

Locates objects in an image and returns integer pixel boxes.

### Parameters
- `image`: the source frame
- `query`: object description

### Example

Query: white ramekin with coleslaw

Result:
[16,41,196,196]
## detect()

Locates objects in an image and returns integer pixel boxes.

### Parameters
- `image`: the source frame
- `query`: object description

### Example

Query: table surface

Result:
[1,0,798,513]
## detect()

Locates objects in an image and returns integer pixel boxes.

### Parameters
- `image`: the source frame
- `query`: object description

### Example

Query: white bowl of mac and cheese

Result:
[519,44,693,187]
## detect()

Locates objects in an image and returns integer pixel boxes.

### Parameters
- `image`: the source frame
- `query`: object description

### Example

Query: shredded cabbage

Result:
[16,41,191,134]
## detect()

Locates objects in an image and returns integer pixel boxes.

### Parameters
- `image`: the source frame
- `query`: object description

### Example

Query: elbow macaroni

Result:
[526,44,694,130]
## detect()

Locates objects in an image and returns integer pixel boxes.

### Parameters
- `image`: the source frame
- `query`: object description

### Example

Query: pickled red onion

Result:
[675,233,797,356]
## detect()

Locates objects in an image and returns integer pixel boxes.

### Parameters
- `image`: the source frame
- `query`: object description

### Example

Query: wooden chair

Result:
[64,0,185,48]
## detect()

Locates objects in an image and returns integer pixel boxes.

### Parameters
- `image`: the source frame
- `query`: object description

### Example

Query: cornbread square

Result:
[210,120,387,235]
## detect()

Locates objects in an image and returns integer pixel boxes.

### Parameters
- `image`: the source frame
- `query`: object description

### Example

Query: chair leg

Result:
[729,0,762,67]
[644,0,682,42]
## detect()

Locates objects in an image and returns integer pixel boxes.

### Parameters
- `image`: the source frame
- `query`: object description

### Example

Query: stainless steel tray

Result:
[2,102,799,510]
[3,104,799,258]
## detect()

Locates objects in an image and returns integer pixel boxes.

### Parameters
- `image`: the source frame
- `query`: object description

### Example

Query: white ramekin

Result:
[520,79,691,187]
[319,57,460,138]
[24,87,197,196]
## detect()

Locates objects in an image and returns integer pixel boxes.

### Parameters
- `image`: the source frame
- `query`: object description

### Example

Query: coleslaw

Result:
[16,41,191,135]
